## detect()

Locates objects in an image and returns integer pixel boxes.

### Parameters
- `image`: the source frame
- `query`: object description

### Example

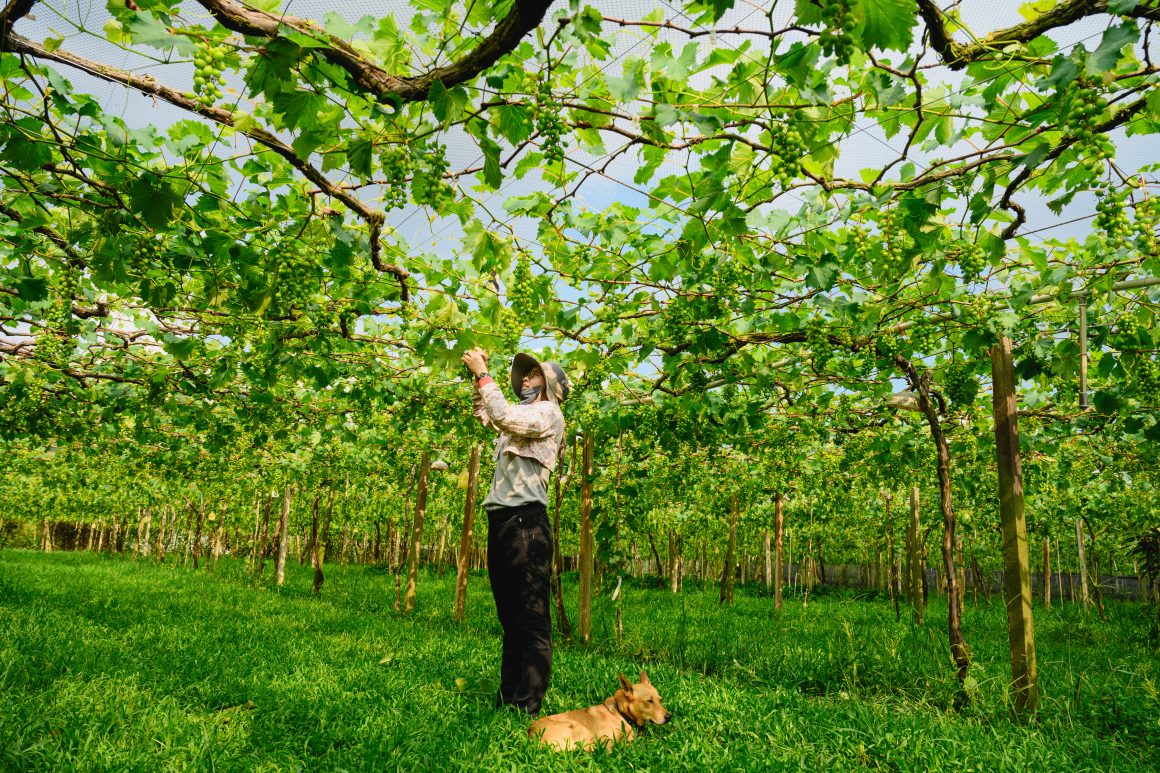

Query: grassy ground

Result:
[1,550,1157,772]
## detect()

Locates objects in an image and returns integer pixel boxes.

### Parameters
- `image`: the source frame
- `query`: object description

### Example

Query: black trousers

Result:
[486,502,552,714]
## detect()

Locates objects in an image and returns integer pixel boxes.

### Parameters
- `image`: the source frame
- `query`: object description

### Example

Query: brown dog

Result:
[527,670,671,751]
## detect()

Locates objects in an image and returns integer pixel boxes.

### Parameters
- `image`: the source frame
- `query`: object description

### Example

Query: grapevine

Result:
[1133,194,1159,257]
[945,239,986,281]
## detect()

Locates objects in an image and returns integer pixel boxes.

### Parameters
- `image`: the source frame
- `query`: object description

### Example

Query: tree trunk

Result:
[275,486,292,587]
[647,530,664,587]
[1076,519,1090,610]
[403,453,431,613]
[906,359,971,687]
[454,445,481,622]
[908,486,924,625]
[578,432,595,644]
[313,487,334,595]
[1085,520,1106,620]
[668,529,681,594]
[719,496,739,606]
[774,493,785,611]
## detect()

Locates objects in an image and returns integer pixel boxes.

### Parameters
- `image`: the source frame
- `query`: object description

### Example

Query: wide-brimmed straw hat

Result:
[511,353,570,405]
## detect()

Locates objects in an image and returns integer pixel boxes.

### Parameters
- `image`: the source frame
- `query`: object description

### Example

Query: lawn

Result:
[1,550,1157,771]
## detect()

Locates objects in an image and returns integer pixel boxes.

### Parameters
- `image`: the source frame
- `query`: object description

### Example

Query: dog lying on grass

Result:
[528,670,671,751]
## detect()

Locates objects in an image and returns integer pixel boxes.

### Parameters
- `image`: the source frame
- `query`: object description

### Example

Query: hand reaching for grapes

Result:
[462,347,489,378]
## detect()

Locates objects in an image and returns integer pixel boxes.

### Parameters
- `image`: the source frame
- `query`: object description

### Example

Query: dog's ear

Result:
[639,669,650,685]
[618,672,634,694]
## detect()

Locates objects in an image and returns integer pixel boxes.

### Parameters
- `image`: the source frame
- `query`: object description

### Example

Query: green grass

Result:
[1,550,1158,771]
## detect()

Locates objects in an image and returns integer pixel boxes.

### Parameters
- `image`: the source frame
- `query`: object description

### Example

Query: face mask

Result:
[520,385,542,404]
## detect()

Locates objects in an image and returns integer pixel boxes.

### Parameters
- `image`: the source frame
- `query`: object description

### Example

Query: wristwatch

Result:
[474,371,489,382]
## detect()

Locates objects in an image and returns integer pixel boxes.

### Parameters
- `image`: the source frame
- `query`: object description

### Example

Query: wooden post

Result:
[1043,537,1051,610]
[275,486,292,587]
[578,432,595,644]
[453,445,481,621]
[404,453,431,613]
[909,486,924,625]
[1076,519,1090,610]
[668,529,681,594]
[773,493,784,611]
[762,530,771,594]
[991,335,1039,713]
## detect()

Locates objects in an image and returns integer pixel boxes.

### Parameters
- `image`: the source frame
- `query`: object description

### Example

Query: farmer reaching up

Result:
[461,347,570,717]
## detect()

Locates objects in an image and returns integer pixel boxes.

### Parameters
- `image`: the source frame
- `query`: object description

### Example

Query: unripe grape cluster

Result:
[807,320,833,370]
[411,143,452,211]
[1130,357,1160,405]
[130,237,165,274]
[1114,314,1141,349]
[879,209,912,278]
[274,245,317,311]
[37,270,75,365]
[1060,79,1113,173]
[876,332,901,362]
[193,42,229,107]
[907,319,940,355]
[945,240,986,281]
[768,119,807,188]
[535,78,566,166]
[497,306,522,349]
[382,147,411,210]
[509,254,535,319]
[1134,194,1159,256]
[943,361,979,409]
[662,299,696,347]
[1093,181,1132,250]
[819,0,856,64]
[848,213,872,264]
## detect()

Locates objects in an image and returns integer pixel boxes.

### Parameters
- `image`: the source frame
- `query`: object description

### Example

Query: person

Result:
[461,346,569,716]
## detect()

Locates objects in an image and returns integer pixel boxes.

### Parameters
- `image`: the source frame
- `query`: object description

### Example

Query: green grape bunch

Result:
[497,306,522,349]
[1093,181,1132,250]
[848,213,872,264]
[411,143,452,211]
[807,319,834,370]
[1132,358,1160,406]
[767,118,808,188]
[509,253,536,320]
[943,361,979,410]
[1059,79,1114,173]
[945,239,986,281]
[130,237,165,274]
[381,146,411,210]
[1133,193,1159,257]
[819,0,856,64]
[193,41,229,107]
[1113,314,1141,349]
[535,77,566,166]
[907,318,940,356]
[274,244,317,312]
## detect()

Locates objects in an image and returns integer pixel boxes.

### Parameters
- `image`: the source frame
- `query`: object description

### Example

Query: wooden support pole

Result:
[453,445,481,621]
[403,453,431,613]
[578,432,595,644]
[991,335,1038,714]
